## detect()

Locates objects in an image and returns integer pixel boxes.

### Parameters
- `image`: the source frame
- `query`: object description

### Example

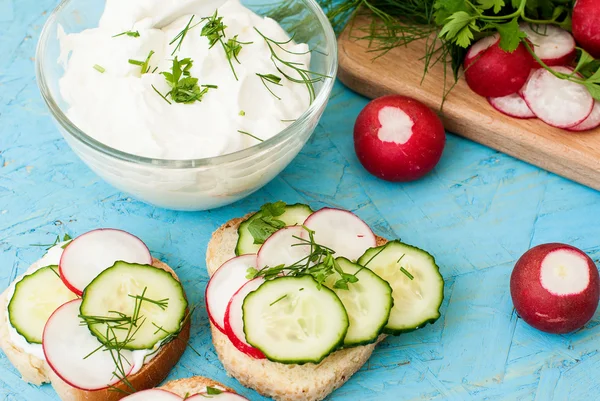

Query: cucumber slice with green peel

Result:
[358,241,444,334]
[80,261,187,350]
[242,276,348,364]
[8,266,77,344]
[322,258,393,347]
[235,203,313,256]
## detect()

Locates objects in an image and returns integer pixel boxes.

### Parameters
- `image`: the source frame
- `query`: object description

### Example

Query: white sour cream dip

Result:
[58,0,311,160]
[5,244,161,375]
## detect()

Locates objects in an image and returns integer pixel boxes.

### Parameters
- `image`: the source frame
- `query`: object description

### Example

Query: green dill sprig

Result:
[113,30,140,38]
[31,233,72,250]
[254,28,330,103]
[170,15,201,56]
[247,226,358,290]
[238,130,264,142]
[257,73,283,100]
[129,50,155,74]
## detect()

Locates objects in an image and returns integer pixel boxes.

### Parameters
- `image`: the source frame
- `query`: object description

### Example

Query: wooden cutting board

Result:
[337,16,600,190]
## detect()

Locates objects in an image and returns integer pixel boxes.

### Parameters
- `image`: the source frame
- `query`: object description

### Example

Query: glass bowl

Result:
[36,0,337,211]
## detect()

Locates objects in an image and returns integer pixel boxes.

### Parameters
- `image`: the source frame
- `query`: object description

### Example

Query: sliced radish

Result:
[522,67,594,128]
[488,93,536,119]
[122,389,183,400]
[43,299,134,391]
[568,101,600,132]
[520,24,576,67]
[302,208,376,261]
[59,229,152,296]
[224,278,266,359]
[256,226,310,270]
[186,392,249,400]
[206,254,256,334]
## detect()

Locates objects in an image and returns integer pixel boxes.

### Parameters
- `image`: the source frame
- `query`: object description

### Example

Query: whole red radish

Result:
[353,95,445,182]
[510,243,600,334]
[572,0,600,58]
[464,34,534,98]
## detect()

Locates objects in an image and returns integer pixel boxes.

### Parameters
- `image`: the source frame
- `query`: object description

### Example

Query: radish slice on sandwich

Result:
[43,299,134,391]
[122,389,183,400]
[256,226,310,270]
[302,208,376,261]
[224,278,266,359]
[59,229,152,295]
[186,392,249,400]
[521,67,594,129]
[206,254,257,334]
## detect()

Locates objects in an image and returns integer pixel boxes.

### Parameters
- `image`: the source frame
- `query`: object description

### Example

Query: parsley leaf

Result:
[495,18,526,52]
[438,11,479,48]
[246,201,287,245]
[200,10,226,48]
[158,57,216,104]
[433,0,470,26]
[478,0,505,14]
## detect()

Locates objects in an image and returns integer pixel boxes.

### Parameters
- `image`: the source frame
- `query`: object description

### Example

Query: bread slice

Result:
[160,376,233,397]
[206,216,388,401]
[0,256,190,401]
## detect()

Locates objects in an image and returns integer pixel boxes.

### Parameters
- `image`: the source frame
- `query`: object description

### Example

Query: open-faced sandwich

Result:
[205,202,445,401]
[0,229,190,401]
[121,376,249,400]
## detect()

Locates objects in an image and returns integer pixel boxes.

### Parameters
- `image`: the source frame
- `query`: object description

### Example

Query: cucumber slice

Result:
[358,241,444,334]
[242,276,348,364]
[235,203,313,256]
[8,266,77,344]
[80,261,187,350]
[323,258,393,347]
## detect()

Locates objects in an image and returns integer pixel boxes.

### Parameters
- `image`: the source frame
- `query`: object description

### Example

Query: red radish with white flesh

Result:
[572,0,600,58]
[206,254,256,334]
[224,278,266,359]
[488,94,536,119]
[43,299,134,390]
[510,243,600,334]
[568,101,600,132]
[186,392,249,400]
[302,208,376,262]
[121,389,183,400]
[256,226,310,270]
[522,66,594,128]
[59,229,152,295]
[353,95,445,182]
[464,34,534,98]
[520,24,576,67]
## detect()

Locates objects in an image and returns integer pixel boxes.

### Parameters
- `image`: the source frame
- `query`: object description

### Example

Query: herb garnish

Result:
[200,11,251,80]
[170,15,201,56]
[257,73,283,100]
[254,28,330,103]
[31,233,72,250]
[270,294,288,306]
[155,57,217,104]
[113,30,140,38]
[238,130,264,142]
[246,201,287,245]
[206,386,223,395]
[93,64,106,73]
[247,226,359,290]
[129,50,155,74]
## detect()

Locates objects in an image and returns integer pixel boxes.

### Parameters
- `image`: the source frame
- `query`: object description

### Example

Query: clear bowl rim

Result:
[35,0,338,169]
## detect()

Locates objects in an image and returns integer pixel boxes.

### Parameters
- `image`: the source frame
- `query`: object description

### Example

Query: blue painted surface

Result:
[2,1,600,400]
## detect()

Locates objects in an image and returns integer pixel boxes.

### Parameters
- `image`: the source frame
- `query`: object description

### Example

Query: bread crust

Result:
[0,257,189,401]
[205,215,388,401]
